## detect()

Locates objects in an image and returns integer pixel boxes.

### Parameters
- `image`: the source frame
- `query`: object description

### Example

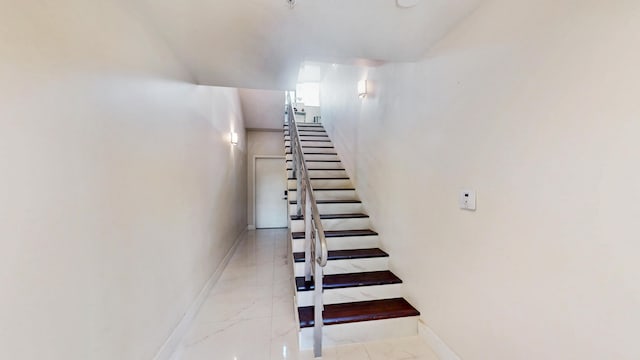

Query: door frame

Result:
[252,155,287,230]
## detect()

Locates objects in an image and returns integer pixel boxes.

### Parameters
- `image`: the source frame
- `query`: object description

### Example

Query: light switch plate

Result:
[459,189,476,211]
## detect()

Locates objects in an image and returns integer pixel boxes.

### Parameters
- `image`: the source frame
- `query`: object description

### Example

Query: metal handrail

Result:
[287,96,329,266]
[286,93,327,358]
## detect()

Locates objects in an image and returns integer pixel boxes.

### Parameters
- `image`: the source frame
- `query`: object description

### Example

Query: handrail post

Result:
[295,129,302,217]
[291,129,297,175]
[304,187,312,283]
[313,227,323,358]
[296,156,302,216]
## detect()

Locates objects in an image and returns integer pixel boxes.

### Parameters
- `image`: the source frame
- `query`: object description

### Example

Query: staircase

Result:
[284,121,420,353]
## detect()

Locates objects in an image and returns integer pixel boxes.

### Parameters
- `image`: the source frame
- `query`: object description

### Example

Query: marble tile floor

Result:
[172,229,438,360]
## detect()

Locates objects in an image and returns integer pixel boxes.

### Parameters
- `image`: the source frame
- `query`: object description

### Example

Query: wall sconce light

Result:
[358,80,368,99]
[230,132,238,145]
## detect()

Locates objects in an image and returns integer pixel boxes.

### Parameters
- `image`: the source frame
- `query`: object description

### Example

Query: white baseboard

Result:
[247,225,256,230]
[418,319,462,360]
[153,230,247,360]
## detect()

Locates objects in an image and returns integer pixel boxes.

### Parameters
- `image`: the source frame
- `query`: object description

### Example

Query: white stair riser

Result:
[291,235,379,252]
[299,317,419,349]
[286,153,338,161]
[294,257,388,276]
[287,169,347,178]
[285,141,333,148]
[296,283,403,307]
[285,124,324,128]
[301,147,336,154]
[288,161,343,170]
[285,124,325,128]
[285,136,329,142]
[289,190,356,202]
[289,203,364,215]
[287,132,329,137]
[285,148,336,155]
[297,131,327,136]
[288,178,353,189]
[288,203,299,214]
[291,217,371,232]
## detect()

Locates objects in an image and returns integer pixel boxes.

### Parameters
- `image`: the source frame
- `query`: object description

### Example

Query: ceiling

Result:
[134,0,481,91]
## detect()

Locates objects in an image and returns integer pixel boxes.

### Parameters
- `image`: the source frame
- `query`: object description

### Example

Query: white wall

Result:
[0,1,246,359]
[239,89,286,130]
[320,0,640,359]
[247,131,286,227]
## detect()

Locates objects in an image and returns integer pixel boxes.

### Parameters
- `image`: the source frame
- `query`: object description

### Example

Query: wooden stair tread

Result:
[285,125,325,127]
[285,132,328,134]
[288,188,354,191]
[298,298,420,328]
[286,160,341,162]
[316,213,368,219]
[288,177,350,180]
[292,229,377,239]
[287,124,324,127]
[316,199,361,204]
[290,213,369,221]
[284,137,328,140]
[287,170,346,173]
[293,248,388,263]
[285,152,338,155]
[284,131,327,135]
[296,271,400,291]
[289,199,362,205]
[297,168,345,171]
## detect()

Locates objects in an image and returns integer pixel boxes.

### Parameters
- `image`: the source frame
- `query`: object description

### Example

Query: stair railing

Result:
[286,95,328,358]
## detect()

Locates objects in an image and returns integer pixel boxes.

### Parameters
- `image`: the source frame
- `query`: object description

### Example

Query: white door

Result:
[255,158,288,228]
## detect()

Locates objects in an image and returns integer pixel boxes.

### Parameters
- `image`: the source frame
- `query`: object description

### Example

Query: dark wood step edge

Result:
[287,168,345,171]
[288,188,354,192]
[293,248,388,263]
[286,160,341,162]
[288,177,350,180]
[298,298,420,328]
[296,270,401,291]
[285,152,338,155]
[290,213,369,221]
[291,229,378,239]
[289,199,362,205]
